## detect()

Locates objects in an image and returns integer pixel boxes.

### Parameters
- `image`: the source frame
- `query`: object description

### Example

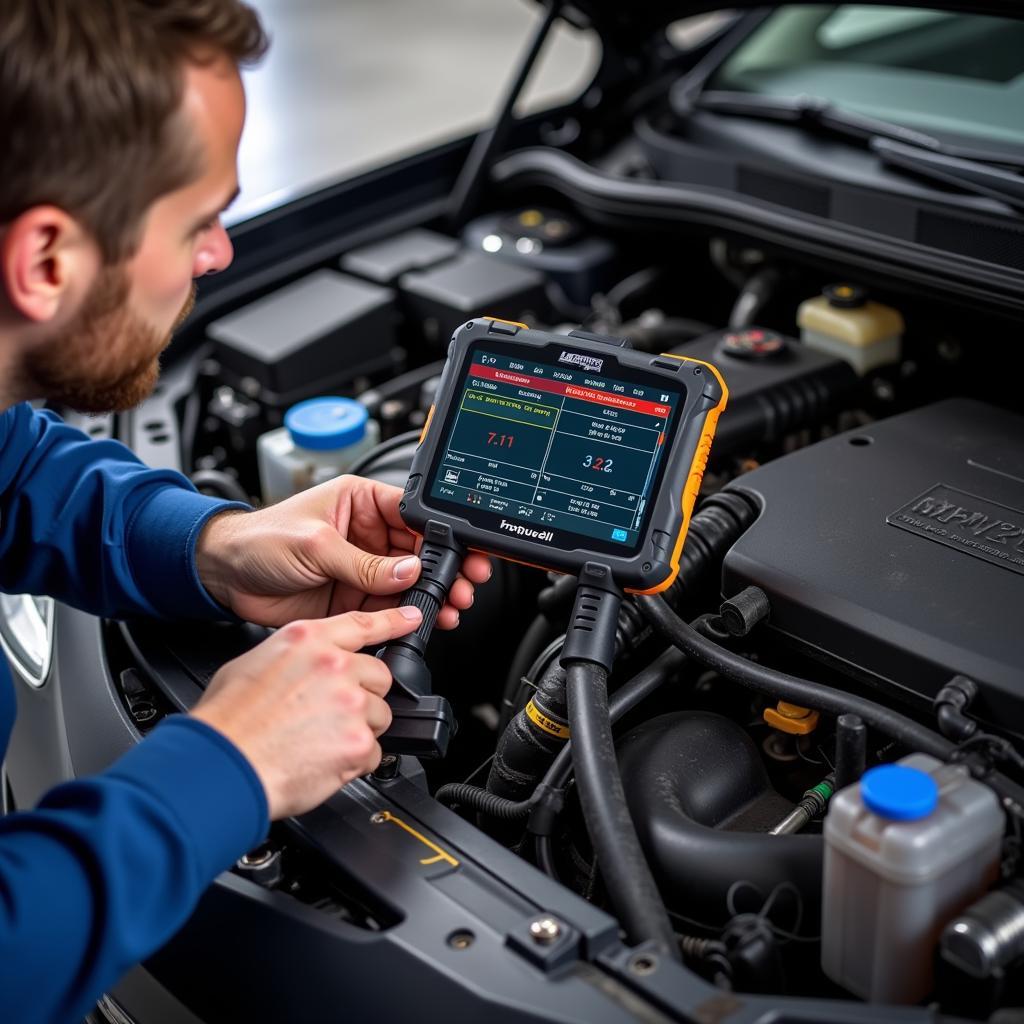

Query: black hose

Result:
[640,596,954,758]
[637,595,1024,813]
[435,783,531,820]
[190,469,250,504]
[728,267,780,329]
[565,661,680,960]
[346,430,421,478]
[358,361,445,417]
[488,657,570,806]
[663,492,758,610]
[534,832,557,877]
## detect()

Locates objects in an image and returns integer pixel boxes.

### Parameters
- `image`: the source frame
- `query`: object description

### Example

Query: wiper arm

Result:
[693,89,1024,172]
[871,137,1024,215]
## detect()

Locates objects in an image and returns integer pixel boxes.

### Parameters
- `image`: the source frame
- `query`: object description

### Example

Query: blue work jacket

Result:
[0,404,269,1023]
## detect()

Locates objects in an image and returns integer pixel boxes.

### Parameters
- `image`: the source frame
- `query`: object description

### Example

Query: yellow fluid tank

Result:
[797,283,904,375]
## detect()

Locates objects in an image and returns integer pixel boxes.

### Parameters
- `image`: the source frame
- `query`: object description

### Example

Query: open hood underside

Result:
[551,0,1024,42]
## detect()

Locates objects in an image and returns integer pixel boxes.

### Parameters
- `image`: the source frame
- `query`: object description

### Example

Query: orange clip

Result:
[764,702,820,735]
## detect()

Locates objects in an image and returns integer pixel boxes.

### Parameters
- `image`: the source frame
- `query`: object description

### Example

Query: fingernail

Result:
[399,606,422,621]
[393,556,419,581]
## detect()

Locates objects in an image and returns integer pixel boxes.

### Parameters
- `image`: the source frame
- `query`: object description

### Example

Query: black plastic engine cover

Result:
[723,399,1024,729]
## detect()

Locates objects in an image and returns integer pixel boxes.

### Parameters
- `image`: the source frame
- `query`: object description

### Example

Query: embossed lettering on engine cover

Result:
[888,483,1024,576]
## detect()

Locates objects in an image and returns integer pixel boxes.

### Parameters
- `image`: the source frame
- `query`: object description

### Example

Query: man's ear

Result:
[0,207,99,324]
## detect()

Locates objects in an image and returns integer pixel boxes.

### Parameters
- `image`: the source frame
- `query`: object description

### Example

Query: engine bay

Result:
[106,192,1024,1019]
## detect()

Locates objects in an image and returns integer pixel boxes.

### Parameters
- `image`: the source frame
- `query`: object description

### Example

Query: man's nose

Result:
[193,221,234,278]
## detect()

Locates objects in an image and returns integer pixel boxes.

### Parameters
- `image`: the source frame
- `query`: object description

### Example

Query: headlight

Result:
[0,594,55,687]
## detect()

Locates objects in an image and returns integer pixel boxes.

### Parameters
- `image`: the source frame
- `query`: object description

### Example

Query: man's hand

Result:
[195,475,491,628]
[192,606,420,819]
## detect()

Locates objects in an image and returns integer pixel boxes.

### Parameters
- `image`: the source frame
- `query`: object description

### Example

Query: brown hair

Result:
[0,0,268,262]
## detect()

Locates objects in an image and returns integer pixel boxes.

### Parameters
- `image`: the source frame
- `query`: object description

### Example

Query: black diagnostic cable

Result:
[376,520,465,758]
[561,564,680,961]
[637,593,1024,815]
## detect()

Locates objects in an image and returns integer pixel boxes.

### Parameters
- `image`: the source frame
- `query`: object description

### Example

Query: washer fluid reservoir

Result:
[821,753,1003,1003]
[257,397,380,504]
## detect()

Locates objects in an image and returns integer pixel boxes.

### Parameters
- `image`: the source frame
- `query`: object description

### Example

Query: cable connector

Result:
[935,675,979,743]
[559,563,622,673]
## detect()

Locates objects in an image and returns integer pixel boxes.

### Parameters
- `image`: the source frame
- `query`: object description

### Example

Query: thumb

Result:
[324,537,422,596]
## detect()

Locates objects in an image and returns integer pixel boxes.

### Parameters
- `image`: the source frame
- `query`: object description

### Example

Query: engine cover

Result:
[723,399,1024,729]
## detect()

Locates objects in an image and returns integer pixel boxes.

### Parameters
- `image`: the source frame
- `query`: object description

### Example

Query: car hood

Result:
[550,0,1023,41]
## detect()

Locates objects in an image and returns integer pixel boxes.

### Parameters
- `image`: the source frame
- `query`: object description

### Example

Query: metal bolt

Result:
[370,812,388,825]
[630,953,658,976]
[529,917,562,945]
[240,845,274,869]
[374,754,401,781]
[236,844,283,888]
[447,929,475,950]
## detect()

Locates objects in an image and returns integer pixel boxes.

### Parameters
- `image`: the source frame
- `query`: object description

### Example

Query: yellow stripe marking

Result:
[375,811,459,867]
[525,700,571,740]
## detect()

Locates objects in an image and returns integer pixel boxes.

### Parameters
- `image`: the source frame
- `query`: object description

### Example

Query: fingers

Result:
[436,606,461,631]
[462,553,493,585]
[364,693,392,736]
[276,605,421,655]
[318,535,424,598]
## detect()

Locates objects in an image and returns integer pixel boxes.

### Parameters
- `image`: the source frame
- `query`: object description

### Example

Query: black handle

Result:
[378,521,464,758]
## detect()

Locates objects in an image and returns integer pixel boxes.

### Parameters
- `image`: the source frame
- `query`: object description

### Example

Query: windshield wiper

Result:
[686,89,1024,213]
[869,137,1024,214]
[692,90,1024,169]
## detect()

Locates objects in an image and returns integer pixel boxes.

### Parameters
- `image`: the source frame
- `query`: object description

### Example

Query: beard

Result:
[23,268,196,414]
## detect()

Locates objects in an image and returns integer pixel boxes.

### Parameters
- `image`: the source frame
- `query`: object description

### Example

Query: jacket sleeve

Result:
[0,715,269,1024]
[0,403,249,620]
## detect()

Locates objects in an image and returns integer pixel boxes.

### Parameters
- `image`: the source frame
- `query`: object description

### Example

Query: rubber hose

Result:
[488,658,570,803]
[435,783,531,820]
[663,492,758,610]
[565,661,680,960]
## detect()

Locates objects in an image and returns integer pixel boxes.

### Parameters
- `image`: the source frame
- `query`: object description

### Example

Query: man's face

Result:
[23,57,245,413]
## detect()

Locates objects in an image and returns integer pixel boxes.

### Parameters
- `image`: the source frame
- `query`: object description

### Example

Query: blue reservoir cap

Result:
[285,397,367,451]
[861,764,939,821]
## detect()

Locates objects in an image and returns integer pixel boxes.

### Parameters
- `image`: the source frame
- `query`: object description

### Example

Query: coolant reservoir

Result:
[821,754,1003,1003]
[797,283,903,375]
[257,397,380,504]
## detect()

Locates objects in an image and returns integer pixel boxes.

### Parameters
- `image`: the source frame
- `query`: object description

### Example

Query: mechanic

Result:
[0,3,491,1020]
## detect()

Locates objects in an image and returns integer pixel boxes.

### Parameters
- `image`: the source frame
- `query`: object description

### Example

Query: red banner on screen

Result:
[468,363,671,419]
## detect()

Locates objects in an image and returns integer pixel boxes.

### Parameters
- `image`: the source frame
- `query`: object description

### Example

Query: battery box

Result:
[399,250,548,346]
[208,269,397,407]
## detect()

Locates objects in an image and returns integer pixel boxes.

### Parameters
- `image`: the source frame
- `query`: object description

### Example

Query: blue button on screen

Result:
[611,528,629,542]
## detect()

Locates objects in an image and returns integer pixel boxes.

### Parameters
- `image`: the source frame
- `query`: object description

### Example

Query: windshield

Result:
[708,5,1024,152]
